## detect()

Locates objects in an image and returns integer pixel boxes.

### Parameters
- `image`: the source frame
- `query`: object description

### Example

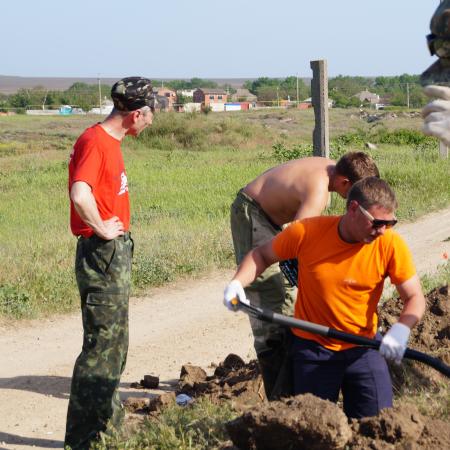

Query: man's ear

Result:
[347,199,359,213]
[335,175,351,197]
[131,109,141,122]
[343,179,352,195]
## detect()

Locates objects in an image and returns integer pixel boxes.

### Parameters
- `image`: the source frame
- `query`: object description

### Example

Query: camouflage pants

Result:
[64,233,133,450]
[230,190,296,398]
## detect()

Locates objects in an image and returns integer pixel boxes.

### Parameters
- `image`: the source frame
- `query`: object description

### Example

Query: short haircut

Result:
[346,177,398,212]
[335,152,380,184]
[112,105,152,117]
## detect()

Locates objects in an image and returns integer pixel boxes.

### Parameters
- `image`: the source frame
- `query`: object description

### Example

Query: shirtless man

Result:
[229,152,380,399]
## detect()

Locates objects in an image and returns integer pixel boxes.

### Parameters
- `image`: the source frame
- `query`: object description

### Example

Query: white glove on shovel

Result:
[379,322,411,365]
[223,279,250,311]
[422,85,450,146]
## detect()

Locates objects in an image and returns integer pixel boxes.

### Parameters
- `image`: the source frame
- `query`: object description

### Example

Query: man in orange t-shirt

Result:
[224,177,425,418]
[65,77,156,450]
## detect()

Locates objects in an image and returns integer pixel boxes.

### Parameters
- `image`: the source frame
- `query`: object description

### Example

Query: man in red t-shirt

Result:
[65,77,156,450]
[224,177,425,418]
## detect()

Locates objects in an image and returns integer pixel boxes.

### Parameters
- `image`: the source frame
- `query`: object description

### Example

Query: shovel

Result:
[232,299,450,378]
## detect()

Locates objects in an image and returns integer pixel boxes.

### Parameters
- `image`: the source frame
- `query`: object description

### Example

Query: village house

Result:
[154,87,177,110]
[231,88,257,103]
[355,90,380,105]
[193,88,228,106]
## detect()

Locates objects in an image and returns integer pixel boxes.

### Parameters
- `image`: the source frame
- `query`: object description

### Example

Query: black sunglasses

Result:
[358,205,397,229]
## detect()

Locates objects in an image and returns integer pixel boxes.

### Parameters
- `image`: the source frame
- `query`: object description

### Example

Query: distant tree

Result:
[255,85,279,102]
[190,77,217,89]
[165,78,218,91]
[62,82,111,111]
[279,76,309,101]
[329,89,360,108]
[9,90,29,108]
[246,77,280,95]
[176,93,192,105]
[245,76,309,102]
[408,84,427,108]
[222,84,236,95]
[329,75,372,97]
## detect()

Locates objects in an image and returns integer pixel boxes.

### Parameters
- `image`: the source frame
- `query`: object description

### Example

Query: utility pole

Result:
[296,74,299,105]
[406,83,410,109]
[98,75,102,114]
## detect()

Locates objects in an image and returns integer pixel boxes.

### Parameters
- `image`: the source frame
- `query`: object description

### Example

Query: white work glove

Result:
[422,85,450,146]
[379,322,411,365]
[223,279,250,311]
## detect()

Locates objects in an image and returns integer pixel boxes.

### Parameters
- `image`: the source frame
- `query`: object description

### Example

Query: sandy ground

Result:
[0,207,449,450]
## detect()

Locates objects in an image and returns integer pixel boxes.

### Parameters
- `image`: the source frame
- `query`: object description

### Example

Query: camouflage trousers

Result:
[230,190,296,399]
[64,233,133,450]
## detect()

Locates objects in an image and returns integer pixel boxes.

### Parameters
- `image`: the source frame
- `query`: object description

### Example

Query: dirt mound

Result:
[177,354,266,411]
[226,394,352,450]
[126,353,266,415]
[226,395,450,450]
[348,401,450,450]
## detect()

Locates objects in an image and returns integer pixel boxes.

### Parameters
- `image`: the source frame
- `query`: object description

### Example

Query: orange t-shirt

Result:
[272,216,416,351]
[68,124,130,237]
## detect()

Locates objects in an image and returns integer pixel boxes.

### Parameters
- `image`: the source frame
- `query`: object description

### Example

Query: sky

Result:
[0,0,440,80]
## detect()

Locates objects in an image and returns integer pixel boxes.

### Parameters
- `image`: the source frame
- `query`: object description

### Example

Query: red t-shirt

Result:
[68,124,130,237]
[272,216,416,350]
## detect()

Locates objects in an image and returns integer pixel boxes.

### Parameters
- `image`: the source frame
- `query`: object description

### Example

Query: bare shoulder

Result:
[301,157,335,186]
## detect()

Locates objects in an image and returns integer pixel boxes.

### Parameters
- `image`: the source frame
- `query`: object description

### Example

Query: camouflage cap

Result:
[111,77,156,112]
[430,0,450,38]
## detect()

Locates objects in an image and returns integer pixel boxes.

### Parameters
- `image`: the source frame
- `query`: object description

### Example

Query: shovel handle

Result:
[238,302,450,378]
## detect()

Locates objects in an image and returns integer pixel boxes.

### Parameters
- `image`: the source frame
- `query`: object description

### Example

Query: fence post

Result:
[310,59,329,157]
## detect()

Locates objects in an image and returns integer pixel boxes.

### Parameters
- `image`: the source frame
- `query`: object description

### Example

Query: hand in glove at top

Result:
[223,279,250,311]
[422,85,450,146]
[379,322,411,365]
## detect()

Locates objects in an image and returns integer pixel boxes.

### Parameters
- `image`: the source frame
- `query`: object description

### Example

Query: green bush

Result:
[272,142,313,162]
[372,128,437,147]
[0,284,32,317]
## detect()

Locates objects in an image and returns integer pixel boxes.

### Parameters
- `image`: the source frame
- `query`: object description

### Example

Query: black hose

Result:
[239,302,450,378]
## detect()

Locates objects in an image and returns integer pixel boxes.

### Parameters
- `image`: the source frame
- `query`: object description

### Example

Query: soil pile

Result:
[225,396,450,450]
[226,394,352,450]
[177,353,266,411]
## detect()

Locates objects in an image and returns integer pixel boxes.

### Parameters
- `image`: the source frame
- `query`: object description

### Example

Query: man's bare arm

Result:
[394,274,426,329]
[70,181,124,240]
[232,241,280,287]
[379,274,426,363]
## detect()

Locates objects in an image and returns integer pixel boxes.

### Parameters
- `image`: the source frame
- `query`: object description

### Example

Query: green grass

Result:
[0,109,449,318]
[93,397,236,450]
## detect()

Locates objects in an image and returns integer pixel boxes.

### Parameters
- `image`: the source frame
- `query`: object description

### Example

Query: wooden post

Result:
[310,59,329,157]
[439,142,449,158]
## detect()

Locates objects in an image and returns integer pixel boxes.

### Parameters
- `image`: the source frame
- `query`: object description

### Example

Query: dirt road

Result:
[1,208,449,450]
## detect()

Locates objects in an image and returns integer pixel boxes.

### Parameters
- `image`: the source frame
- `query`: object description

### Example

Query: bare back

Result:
[243,157,335,226]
